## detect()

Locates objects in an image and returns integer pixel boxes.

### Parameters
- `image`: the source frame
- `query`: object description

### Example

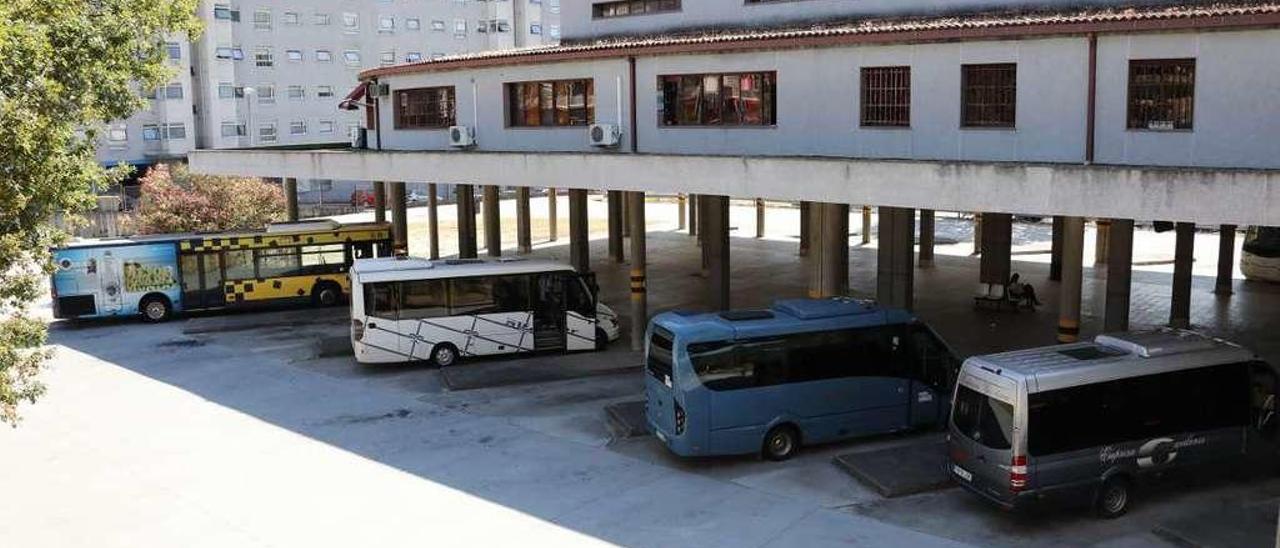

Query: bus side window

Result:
[848,326,908,378]
[690,341,747,391]
[350,241,374,260]
[738,338,788,388]
[910,326,954,390]
[492,275,532,313]
[400,279,447,319]
[449,277,497,315]
[365,282,398,320]
[563,274,594,316]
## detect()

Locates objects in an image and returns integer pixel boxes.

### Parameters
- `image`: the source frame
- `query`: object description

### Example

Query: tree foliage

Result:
[134,164,286,234]
[0,0,200,424]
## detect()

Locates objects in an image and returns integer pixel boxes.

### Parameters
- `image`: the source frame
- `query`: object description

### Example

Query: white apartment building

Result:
[96,0,561,175]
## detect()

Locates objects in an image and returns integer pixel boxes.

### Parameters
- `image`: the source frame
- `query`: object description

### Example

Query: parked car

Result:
[407,191,429,205]
[948,330,1278,518]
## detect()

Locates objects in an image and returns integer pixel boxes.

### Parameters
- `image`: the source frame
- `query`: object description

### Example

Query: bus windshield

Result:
[953,384,1015,450]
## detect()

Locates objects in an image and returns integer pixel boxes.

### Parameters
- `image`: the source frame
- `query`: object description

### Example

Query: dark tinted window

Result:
[449,277,495,314]
[564,274,594,315]
[648,327,675,382]
[953,384,1015,450]
[689,325,914,391]
[491,275,532,313]
[401,279,447,319]
[365,282,397,320]
[690,341,746,391]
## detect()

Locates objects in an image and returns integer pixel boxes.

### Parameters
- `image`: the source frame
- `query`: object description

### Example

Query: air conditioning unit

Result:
[588,123,621,147]
[449,125,475,147]
[350,126,367,149]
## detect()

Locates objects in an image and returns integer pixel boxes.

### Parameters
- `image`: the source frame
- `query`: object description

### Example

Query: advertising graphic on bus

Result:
[52,242,182,320]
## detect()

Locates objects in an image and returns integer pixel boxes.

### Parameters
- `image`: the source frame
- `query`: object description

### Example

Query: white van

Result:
[349,257,620,365]
[949,330,1277,518]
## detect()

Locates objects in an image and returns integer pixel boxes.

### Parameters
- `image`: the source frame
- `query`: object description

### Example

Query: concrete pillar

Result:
[755,198,766,238]
[284,178,299,221]
[547,187,558,242]
[1057,216,1085,343]
[483,185,501,257]
[861,206,872,246]
[607,190,625,263]
[1216,225,1237,295]
[568,189,590,274]
[677,194,687,231]
[1050,216,1065,281]
[456,184,477,259]
[1170,222,1195,329]
[622,192,631,238]
[628,191,647,351]
[688,194,698,237]
[980,213,1013,286]
[798,201,811,256]
[1104,218,1134,332]
[1094,219,1111,265]
[427,183,440,260]
[876,207,915,310]
[372,181,386,224]
[516,187,532,254]
[808,202,850,298]
[703,195,731,311]
[699,195,709,274]
[972,213,983,256]
[389,182,408,256]
[918,209,936,268]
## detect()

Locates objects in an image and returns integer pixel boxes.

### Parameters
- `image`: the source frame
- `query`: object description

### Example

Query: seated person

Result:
[1006,273,1042,308]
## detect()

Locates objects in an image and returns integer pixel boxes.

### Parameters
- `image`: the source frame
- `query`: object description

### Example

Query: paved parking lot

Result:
[6,204,1280,547]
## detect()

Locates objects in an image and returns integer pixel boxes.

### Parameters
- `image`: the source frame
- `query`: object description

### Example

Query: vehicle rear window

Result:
[647,326,675,382]
[953,384,1015,450]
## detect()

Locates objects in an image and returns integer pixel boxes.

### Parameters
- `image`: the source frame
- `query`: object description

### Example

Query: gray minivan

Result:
[948,330,1278,518]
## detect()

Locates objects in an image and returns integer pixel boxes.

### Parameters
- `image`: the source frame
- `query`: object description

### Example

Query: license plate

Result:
[952,464,973,482]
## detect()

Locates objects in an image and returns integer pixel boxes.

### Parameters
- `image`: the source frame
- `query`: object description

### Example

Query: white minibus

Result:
[350,257,620,365]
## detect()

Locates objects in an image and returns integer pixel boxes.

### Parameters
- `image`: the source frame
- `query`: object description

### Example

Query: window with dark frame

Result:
[658,72,776,127]
[1127,59,1195,131]
[593,0,680,19]
[394,87,456,129]
[506,79,594,127]
[961,63,1016,128]
[860,66,911,127]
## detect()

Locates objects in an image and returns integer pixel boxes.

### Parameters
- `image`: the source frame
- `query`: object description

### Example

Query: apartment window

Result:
[454,19,467,36]
[213,4,239,21]
[318,120,335,134]
[215,46,235,60]
[316,85,334,98]
[232,47,244,61]
[141,86,157,100]
[282,11,299,25]
[342,12,359,32]
[287,85,305,100]
[860,66,911,127]
[316,49,333,62]
[253,8,271,30]
[289,121,307,135]
[218,82,236,98]
[405,52,423,63]
[165,42,181,61]
[659,72,776,126]
[286,49,303,62]
[380,51,396,66]
[530,24,542,35]
[142,124,162,141]
[220,121,246,137]
[314,13,330,25]
[593,0,679,19]
[107,125,128,144]
[548,25,560,39]
[1127,59,1195,131]
[379,16,396,32]
[961,63,1016,128]
[259,123,278,143]
[254,47,273,68]
[549,0,560,13]
[395,87,456,129]
[164,82,183,99]
[257,85,275,104]
[343,50,361,66]
[166,123,187,140]
[506,79,594,127]
[431,19,446,31]
[406,18,421,30]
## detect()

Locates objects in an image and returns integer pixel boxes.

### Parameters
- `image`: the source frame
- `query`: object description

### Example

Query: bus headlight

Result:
[352,319,365,342]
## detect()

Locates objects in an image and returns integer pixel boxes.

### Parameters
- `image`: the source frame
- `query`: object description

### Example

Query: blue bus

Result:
[645,298,959,460]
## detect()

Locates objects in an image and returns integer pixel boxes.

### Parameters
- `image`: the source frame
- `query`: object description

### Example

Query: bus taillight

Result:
[674,400,686,435]
[352,319,365,341]
[1010,455,1028,492]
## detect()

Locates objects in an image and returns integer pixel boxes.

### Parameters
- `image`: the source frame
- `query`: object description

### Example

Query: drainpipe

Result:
[628,56,638,154]
[372,77,383,151]
[1084,33,1097,164]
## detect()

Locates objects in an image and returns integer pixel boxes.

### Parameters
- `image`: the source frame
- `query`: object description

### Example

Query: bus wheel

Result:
[140,295,172,323]
[762,425,800,461]
[431,343,459,367]
[595,328,609,351]
[1095,476,1132,519]
[313,282,341,307]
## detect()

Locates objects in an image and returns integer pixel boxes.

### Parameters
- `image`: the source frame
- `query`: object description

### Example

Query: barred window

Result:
[1127,59,1195,131]
[860,66,910,127]
[659,72,776,127]
[961,63,1016,128]
[506,79,594,127]
[395,87,456,129]
[593,0,680,19]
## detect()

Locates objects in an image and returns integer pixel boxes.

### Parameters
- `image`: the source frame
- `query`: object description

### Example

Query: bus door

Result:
[533,273,567,351]
[907,324,958,428]
[563,273,598,351]
[179,252,224,309]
